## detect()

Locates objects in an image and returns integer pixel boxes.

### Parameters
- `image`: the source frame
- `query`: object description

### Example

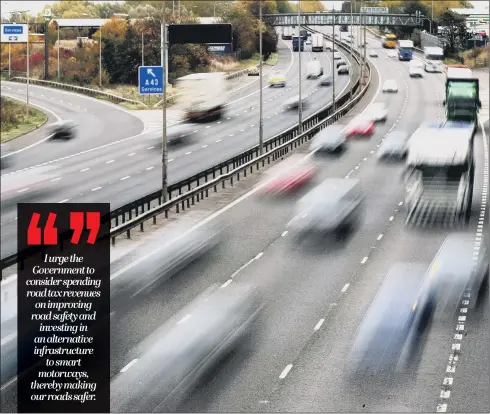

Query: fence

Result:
[1,31,372,271]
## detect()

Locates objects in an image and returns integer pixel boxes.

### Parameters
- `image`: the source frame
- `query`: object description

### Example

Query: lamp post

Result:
[349,1,353,101]
[57,19,60,80]
[298,0,302,134]
[332,8,336,113]
[259,0,264,155]
[162,0,168,203]
[430,0,433,34]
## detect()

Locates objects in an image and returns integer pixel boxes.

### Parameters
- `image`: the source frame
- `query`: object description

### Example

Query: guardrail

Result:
[1,31,371,271]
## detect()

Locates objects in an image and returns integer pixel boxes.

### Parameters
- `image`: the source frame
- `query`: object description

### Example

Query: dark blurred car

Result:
[1,144,13,169]
[338,65,349,75]
[166,122,199,144]
[282,95,308,110]
[376,131,409,160]
[349,263,436,374]
[430,233,489,310]
[259,155,317,196]
[310,125,347,153]
[346,120,375,138]
[319,75,333,86]
[49,120,76,140]
[110,282,263,412]
[288,178,364,240]
[336,60,347,68]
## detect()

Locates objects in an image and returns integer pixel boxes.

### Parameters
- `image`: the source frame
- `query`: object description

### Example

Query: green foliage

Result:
[276,1,294,14]
[1,97,47,142]
[438,9,468,53]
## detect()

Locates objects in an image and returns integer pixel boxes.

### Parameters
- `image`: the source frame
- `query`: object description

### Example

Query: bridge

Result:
[263,13,424,27]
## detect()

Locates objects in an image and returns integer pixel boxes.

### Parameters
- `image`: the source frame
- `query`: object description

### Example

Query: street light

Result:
[298,0,302,135]
[161,0,168,203]
[259,0,264,155]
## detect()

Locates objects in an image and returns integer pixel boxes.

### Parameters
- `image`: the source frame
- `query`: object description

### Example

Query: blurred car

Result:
[282,95,308,110]
[268,70,286,87]
[368,50,378,57]
[49,120,76,140]
[336,59,347,68]
[247,66,259,76]
[111,282,264,412]
[164,123,199,144]
[349,263,436,374]
[376,131,409,160]
[409,62,424,77]
[333,51,342,60]
[319,75,333,86]
[429,233,489,311]
[288,178,364,240]
[382,79,398,93]
[338,65,349,75]
[365,102,388,123]
[305,38,312,45]
[0,144,13,170]
[346,120,375,138]
[310,125,347,153]
[110,218,225,301]
[388,50,398,58]
[259,155,317,196]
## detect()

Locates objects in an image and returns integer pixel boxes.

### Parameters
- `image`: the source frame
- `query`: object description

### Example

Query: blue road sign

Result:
[8,36,18,41]
[3,25,24,35]
[138,66,164,95]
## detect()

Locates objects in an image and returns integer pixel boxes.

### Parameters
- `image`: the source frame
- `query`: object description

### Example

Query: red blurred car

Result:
[346,120,375,138]
[259,156,317,196]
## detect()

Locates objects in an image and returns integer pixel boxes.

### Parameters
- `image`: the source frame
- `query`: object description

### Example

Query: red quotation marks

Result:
[70,212,100,245]
[26,212,100,245]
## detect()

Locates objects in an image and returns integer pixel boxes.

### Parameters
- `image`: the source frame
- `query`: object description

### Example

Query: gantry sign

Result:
[263,13,424,27]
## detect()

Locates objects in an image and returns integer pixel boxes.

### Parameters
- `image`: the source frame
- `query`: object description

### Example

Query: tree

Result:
[276,1,294,14]
[291,1,325,13]
[341,1,380,13]
[438,9,468,53]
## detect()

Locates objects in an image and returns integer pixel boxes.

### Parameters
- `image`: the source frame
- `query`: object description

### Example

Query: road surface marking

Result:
[177,314,192,325]
[127,153,136,156]
[360,257,368,264]
[17,188,29,193]
[106,160,115,164]
[377,234,383,241]
[120,176,130,181]
[221,279,232,288]
[146,167,154,171]
[389,216,394,221]
[341,283,350,292]
[120,359,138,373]
[314,319,325,331]
[279,364,293,379]
[80,168,90,172]
[58,199,70,203]
[91,187,102,191]
[281,231,288,237]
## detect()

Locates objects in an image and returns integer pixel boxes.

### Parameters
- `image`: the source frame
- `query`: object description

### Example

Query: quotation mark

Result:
[27,213,58,245]
[70,212,100,245]
[26,212,101,245]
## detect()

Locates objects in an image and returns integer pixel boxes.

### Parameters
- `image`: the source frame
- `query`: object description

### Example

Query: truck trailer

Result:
[311,33,324,52]
[292,36,304,52]
[404,122,475,227]
[175,72,227,122]
[282,26,293,40]
[443,65,482,127]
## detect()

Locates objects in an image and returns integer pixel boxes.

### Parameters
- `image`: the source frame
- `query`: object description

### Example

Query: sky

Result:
[0,0,487,16]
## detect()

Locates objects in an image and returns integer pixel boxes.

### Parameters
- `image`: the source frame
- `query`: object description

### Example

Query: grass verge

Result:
[1,97,48,143]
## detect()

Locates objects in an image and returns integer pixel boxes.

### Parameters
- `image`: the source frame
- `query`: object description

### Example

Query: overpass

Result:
[263,12,424,27]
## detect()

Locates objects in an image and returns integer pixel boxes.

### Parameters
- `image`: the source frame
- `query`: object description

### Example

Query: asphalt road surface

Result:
[0,39,355,258]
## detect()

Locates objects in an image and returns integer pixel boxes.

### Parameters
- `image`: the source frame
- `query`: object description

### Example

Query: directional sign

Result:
[360,7,389,14]
[1,24,28,43]
[138,66,164,95]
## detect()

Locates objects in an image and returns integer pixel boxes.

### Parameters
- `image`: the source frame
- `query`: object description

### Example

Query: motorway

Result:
[0,39,354,259]
[2,29,488,413]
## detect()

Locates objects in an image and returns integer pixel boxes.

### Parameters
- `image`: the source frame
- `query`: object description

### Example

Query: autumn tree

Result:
[276,1,294,14]
[290,1,325,13]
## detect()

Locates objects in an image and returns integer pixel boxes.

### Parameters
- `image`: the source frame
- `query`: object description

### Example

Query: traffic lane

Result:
[1,82,144,166]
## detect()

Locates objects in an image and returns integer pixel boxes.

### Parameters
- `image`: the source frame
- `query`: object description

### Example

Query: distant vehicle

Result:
[381,33,397,48]
[110,282,264,412]
[292,35,304,51]
[282,26,293,40]
[444,65,481,124]
[349,263,436,374]
[423,46,444,72]
[311,33,324,52]
[409,61,424,77]
[247,66,259,76]
[283,95,308,110]
[336,60,347,68]
[49,120,76,140]
[368,50,378,57]
[288,178,364,240]
[333,51,342,60]
[346,120,375,138]
[366,103,388,123]
[376,131,409,160]
[338,65,349,75]
[268,70,286,87]
[310,125,347,153]
[259,155,317,196]
[429,233,488,311]
[306,59,323,79]
[397,39,414,61]
[175,72,227,122]
[319,75,333,86]
[382,79,398,93]
[305,38,312,45]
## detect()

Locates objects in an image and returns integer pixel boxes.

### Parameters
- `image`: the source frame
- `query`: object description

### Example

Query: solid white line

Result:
[58,199,70,203]
[255,252,263,260]
[341,283,350,292]
[0,375,17,391]
[120,359,138,373]
[314,319,325,331]
[360,257,368,264]
[279,364,293,379]
[221,279,232,288]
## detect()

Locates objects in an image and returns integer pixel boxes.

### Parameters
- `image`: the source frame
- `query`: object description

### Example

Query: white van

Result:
[306,59,323,79]
[409,60,424,77]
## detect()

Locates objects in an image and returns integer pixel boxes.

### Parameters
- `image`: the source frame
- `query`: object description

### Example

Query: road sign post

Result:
[138,66,164,95]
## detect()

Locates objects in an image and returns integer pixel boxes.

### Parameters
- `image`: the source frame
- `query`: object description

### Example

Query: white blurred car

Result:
[382,79,398,93]
[368,50,378,57]
[333,51,342,60]
[310,125,347,153]
[388,50,398,58]
[305,38,312,45]
[409,62,424,78]
[376,131,409,160]
[365,103,388,123]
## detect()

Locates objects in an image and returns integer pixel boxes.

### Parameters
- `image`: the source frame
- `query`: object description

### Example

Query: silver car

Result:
[382,79,398,93]
[319,75,333,86]
[376,131,409,160]
[310,125,347,153]
[283,95,308,110]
